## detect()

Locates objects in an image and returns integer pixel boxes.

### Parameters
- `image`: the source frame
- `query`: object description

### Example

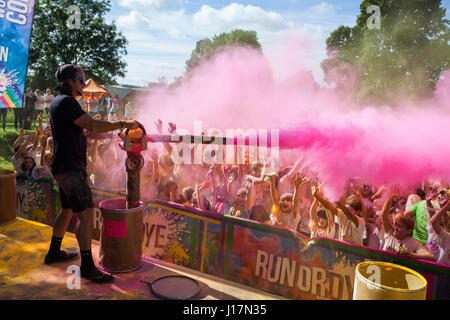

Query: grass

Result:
[0,109,46,170]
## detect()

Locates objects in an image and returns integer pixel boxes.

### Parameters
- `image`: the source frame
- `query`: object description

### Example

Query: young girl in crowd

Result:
[269,173,308,229]
[309,182,336,239]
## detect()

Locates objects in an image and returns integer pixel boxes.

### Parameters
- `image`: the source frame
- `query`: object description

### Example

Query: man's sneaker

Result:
[81,267,114,283]
[44,250,78,265]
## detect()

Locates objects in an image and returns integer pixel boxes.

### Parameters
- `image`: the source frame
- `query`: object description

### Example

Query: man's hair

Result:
[54,64,83,94]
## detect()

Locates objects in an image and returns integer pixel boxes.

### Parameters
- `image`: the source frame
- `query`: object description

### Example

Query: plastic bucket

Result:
[0,169,17,225]
[353,261,427,300]
[98,198,144,273]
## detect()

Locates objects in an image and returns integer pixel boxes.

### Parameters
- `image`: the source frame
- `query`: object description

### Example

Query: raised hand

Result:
[426,189,439,202]
[168,122,176,134]
[389,184,401,198]
[293,172,308,188]
[311,181,323,198]
[155,119,163,133]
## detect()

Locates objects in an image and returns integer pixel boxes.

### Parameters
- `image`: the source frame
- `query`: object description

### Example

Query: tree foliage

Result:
[27,0,128,90]
[185,29,262,73]
[322,0,450,103]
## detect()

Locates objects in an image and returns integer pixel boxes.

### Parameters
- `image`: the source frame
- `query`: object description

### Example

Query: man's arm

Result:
[74,113,137,133]
[381,188,396,235]
[269,174,280,214]
[313,187,339,217]
[13,129,25,150]
[292,173,307,220]
[430,198,450,236]
[336,200,359,227]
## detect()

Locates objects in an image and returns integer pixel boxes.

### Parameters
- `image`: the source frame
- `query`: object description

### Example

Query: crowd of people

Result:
[3,87,55,131]
[126,120,447,266]
[11,114,449,266]
[10,89,128,181]
[6,87,128,132]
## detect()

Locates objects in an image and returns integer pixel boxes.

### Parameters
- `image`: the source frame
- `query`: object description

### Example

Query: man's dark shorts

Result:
[53,170,93,213]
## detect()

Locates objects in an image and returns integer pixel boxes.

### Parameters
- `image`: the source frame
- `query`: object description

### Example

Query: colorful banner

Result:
[18,179,450,300]
[0,0,36,108]
[16,174,61,225]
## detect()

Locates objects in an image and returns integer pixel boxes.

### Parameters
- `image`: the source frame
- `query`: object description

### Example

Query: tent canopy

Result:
[83,78,111,99]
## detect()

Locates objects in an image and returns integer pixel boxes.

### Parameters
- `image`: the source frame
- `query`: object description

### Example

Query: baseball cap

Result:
[55,64,79,82]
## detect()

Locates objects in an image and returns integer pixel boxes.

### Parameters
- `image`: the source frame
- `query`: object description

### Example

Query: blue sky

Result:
[107,0,449,86]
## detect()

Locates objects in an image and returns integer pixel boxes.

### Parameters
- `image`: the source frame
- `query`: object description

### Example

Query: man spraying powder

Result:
[44,64,138,282]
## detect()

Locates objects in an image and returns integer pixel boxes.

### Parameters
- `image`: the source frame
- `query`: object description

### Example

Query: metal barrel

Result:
[353,261,427,300]
[98,198,144,273]
[0,169,17,225]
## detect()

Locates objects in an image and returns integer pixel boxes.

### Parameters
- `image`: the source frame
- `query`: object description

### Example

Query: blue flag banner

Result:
[0,0,36,109]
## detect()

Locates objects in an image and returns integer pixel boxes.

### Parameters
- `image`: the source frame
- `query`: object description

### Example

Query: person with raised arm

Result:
[269,172,308,230]
[427,194,450,265]
[308,182,336,239]
[313,187,366,246]
[381,186,435,261]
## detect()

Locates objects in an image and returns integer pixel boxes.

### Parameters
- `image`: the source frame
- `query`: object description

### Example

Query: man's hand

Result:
[123,120,138,130]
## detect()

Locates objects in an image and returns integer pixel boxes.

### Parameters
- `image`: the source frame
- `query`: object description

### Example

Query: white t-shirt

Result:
[88,98,99,113]
[426,223,450,265]
[270,211,301,230]
[11,154,23,171]
[336,209,366,246]
[44,94,54,109]
[382,233,427,256]
[364,223,382,249]
[35,96,45,111]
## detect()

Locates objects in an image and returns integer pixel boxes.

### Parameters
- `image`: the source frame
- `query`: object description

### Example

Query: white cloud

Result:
[115,2,338,85]
[192,3,291,32]
[311,2,335,15]
[117,10,151,30]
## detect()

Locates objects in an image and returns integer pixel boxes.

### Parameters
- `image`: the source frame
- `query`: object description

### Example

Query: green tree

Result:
[322,0,449,103]
[27,0,128,91]
[185,29,261,73]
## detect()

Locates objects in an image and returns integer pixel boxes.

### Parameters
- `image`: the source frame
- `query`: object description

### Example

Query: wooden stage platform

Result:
[0,218,285,300]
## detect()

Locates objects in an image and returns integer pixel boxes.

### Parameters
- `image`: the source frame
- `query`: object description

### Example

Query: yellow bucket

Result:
[0,168,17,225]
[353,261,427,300]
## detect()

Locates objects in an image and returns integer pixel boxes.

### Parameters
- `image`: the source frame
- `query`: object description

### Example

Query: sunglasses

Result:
[72,78,86,85]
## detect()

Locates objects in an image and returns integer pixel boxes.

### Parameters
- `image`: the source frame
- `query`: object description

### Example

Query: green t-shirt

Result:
[409,200,440,245]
